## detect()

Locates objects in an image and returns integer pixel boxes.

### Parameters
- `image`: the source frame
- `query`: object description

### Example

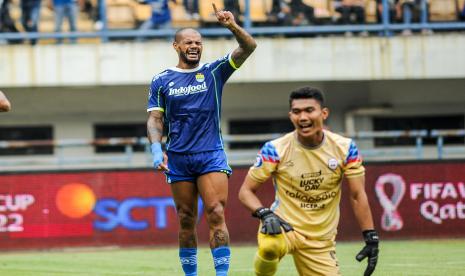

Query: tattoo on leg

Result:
[211,229,229,248]
[180,231,197,248]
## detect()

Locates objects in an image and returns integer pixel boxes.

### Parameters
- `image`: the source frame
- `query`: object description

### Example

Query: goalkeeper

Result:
[239,87,379,276]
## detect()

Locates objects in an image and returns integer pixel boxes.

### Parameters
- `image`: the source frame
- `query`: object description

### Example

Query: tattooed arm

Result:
[147,110,164,143]
[147,110,168,171]
[213,3,257,68]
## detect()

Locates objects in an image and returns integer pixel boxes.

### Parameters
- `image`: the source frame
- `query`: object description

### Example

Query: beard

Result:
[179,51,201,66]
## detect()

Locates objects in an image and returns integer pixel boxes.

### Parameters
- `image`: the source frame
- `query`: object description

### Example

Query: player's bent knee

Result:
[205,203,225,226]
[254,252,279,276]
[257,233,286,260]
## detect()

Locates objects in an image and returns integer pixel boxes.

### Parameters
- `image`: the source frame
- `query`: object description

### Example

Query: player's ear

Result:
[288,100,294,119]
[322,107,329,120]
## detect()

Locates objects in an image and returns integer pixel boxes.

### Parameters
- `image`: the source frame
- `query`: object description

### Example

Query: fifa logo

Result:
[375,173,406,232]
[375,172,465,230]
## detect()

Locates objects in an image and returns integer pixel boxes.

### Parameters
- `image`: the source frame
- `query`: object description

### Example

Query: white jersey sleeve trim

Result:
[147,107,165,113]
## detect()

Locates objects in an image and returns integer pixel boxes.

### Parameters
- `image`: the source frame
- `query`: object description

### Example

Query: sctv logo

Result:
[56,183,204,232]
[94,197,204,231]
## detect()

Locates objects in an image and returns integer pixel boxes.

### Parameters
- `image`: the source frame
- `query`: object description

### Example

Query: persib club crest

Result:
[195,73,205,83]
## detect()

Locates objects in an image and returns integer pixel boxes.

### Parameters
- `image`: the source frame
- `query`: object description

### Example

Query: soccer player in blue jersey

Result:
[0,90,11,112]
[146,4,256,276]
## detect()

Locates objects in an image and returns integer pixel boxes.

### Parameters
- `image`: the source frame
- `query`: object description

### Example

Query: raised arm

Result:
[147,110,168,171]
[213,3,257,68]
[0,90,11,112]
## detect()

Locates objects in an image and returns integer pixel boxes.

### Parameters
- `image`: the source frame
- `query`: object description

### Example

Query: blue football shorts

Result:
[165,149,232,184]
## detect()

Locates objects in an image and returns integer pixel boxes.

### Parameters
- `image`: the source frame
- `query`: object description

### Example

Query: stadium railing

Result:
[430,129,465,159]
[1,129,464,170]
[352,130,428,160]
[1,0,465,42]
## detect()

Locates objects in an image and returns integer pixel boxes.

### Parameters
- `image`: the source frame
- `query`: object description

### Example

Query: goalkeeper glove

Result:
[253,207,293,235]
[356,230,379,276]
[150,142,164,169]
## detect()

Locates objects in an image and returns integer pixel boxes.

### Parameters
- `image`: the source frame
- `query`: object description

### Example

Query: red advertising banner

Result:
[356,162,465,239]
[0,169,269,250]
[0,162,464,250]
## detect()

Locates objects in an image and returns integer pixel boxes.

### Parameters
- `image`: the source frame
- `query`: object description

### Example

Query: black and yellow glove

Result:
[253,207,293,235]
[356,230,379,276]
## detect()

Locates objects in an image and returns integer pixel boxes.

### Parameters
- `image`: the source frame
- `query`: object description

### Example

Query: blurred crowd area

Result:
[1,0,465,44]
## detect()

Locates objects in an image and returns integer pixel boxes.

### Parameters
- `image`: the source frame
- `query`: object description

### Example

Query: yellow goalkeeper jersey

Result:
[247,130,365,240]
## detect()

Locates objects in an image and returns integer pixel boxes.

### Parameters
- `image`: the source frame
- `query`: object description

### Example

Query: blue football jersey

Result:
[147,53,238,153]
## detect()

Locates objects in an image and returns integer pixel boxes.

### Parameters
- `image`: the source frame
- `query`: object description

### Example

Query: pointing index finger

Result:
[212,3,219,14]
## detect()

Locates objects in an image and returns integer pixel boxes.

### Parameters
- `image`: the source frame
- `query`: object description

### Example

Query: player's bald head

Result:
[174,28,201,43]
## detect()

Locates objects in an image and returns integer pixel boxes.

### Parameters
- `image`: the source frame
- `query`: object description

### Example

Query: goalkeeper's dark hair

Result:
[289,87,325,108]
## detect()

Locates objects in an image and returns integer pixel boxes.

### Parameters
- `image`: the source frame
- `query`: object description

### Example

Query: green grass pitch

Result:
[0,239,464,275]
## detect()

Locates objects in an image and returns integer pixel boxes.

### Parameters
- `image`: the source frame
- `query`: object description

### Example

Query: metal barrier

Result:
[430,129,465,159]
[0,137,149,168]
[1,129,464,170]
[354,130,429,160]
[1,0,465,42]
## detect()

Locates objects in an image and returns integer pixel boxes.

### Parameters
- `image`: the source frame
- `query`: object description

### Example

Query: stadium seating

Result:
[8,0,94,41]
[429,0,458,21]
[133,1,152,24]
[132,1,199,28]
[38,4,57,32]
[170,1,200,27]
[199,0,224,24]
[303,0,333,20]
[323,0,378,24]
[364,0,378,23]
[106,0,137,29]
[4,0,465,40]
[238,0,272,23]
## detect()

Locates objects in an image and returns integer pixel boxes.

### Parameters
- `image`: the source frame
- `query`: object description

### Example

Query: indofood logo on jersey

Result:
[375,173,465,232]
[168,82,208,97]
